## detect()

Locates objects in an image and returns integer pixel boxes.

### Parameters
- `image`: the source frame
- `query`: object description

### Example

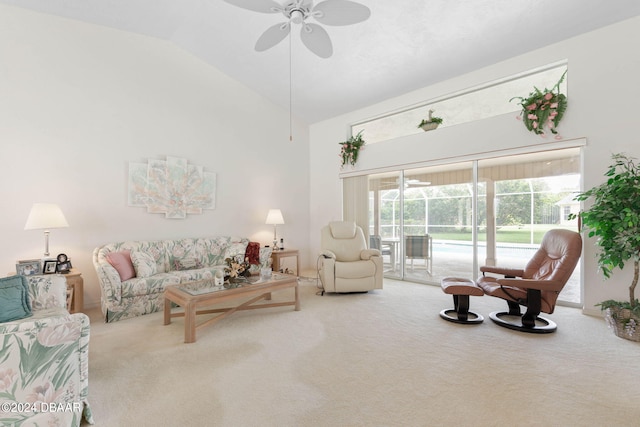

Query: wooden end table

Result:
[163,273,300,343]
[6,268,83,313]
[271,248,299,276]
[63,269,84,313]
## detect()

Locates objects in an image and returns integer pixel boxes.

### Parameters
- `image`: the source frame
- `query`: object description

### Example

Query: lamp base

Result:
[44,230,51,257]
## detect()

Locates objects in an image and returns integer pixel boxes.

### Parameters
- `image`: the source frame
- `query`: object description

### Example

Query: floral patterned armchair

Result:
[0,275,93,426]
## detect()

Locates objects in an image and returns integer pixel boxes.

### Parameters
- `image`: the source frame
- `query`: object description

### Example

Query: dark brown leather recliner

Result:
[477,229,582,333]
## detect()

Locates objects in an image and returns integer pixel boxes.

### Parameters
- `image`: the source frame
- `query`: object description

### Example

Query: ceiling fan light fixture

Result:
[290,9,305,24]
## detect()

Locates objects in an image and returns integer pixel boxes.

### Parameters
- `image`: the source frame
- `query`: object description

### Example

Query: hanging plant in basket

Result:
[569,153,640,341]
[417,109,443,132]
[339,130,366,168]
[510,70,567,136]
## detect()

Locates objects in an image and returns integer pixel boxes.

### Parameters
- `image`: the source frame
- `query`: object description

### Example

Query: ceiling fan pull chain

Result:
[289,30,293,142]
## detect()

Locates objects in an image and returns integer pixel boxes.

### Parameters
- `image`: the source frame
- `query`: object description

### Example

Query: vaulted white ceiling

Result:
[3,0,640,123]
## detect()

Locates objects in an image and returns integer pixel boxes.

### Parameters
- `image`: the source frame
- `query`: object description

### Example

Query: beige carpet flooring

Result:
[84,279,640,426]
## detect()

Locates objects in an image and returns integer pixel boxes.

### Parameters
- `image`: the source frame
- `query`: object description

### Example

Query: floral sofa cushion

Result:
[130,251,158,278]
[93,236,272,322]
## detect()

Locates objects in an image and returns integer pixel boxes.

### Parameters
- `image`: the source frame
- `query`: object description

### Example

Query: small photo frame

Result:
[57,261,72,273]
[43,260,58,274]
[16,259,41,276]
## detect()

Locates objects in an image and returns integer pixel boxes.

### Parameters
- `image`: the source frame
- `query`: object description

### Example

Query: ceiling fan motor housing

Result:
[284,1,317,24]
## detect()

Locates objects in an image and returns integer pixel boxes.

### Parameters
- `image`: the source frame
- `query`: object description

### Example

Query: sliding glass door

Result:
[368,162,477,284]
[402,162,476,283]
[369,171,402,279]
[366,147,581,305]
[478,149,581,304]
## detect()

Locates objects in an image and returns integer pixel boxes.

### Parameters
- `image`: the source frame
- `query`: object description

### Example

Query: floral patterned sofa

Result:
[0,275,93,427]
[93,236,271,323]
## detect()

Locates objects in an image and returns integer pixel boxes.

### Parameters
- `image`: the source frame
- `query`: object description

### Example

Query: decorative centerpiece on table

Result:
[260,258,273,280]
[510,70,567,136]
[339,130,366,168]
[569,153,640,341]
[417,109,443,131]
[224,255,251,284]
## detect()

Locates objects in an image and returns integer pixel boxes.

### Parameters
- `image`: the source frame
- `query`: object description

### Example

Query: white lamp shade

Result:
[265,209,284,225]
[24,203,69,230]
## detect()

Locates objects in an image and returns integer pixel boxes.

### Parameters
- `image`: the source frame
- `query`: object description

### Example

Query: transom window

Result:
[352,63,568,145]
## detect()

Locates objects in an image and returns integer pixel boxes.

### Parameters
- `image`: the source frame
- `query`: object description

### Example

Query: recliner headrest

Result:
[329,221,357,239]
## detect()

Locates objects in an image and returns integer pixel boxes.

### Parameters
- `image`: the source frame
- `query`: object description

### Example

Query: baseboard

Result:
[582,307,603,317]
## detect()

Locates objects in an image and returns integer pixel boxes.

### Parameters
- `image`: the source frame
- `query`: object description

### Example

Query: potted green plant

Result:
[510,70,567,136]
[570,153,640,341]
[417,109,443,132]
[339,130,366,168]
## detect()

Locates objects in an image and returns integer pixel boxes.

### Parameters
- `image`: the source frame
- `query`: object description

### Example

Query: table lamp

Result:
[265,209,284,250]
[24,203,69,257]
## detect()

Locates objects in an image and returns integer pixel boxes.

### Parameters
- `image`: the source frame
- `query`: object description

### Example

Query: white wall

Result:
[309,16,640,316]
[0,5,310,308]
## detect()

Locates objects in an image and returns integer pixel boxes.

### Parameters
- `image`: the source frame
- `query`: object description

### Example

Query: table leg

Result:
[184,302,196,344]
[294,283,300,311]
[72,278,84,313]
[163,297,171,325]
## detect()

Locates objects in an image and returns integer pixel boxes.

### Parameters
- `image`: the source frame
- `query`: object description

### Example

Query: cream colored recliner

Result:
[319,221,383,293]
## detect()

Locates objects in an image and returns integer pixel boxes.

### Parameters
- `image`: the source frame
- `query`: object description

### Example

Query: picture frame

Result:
[56,261,72,273]
[43,260,58,274]
[16,259,42,276]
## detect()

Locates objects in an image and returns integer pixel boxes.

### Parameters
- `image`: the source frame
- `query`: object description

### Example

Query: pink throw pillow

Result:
[106,251,136,281]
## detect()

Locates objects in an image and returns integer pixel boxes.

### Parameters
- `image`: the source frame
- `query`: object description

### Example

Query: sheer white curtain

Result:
[342,175,369,241]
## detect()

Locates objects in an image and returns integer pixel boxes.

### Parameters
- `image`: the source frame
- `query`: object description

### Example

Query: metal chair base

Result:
[489,311,557,333]
[440,308,484,324]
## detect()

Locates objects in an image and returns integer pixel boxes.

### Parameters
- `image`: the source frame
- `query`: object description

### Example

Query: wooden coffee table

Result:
[163,273,300,343]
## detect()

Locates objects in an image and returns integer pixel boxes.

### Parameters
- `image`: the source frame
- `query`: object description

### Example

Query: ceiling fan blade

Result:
[223,0,282,14]
[300,23,333,58]
[255,22,291,52]
[312,0,371,26]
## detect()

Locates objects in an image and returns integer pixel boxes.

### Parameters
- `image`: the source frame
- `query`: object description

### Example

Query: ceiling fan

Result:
[377,178,432,190]
[223,0,371,58]
[405,179,432,188]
